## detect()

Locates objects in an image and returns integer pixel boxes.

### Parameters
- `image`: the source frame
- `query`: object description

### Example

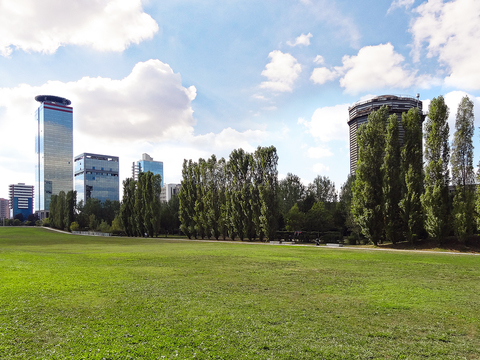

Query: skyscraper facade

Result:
[0,198,9,220]
[9,183,34,220]
[74,153,119,204]
[132,153,163,186]
[348,94,425,174]
[35,95,73,218]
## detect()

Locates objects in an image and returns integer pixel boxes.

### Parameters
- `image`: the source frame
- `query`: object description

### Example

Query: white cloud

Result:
[260,50,302,92]
[313,55,325,64]
[387,0,415,13]
[310,67,339,85]
[410,0,480,90]
[287,33,313,47]
[0,0,158,56]
[313,163,329,173]
[338,43,418,94]
[299,103,350,143]
[307,146,333,159]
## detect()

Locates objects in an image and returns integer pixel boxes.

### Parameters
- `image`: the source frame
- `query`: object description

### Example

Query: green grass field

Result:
[1,228,479,359]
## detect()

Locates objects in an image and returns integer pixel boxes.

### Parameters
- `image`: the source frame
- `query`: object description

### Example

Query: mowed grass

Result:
[1,228,479,359]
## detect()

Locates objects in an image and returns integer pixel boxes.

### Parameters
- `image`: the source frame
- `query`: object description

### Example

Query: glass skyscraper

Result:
[132,153,163,186]
[35,95,73,217]
[74,153,119,204]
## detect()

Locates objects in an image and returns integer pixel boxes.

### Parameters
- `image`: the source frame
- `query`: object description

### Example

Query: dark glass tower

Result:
[35,95,73,217]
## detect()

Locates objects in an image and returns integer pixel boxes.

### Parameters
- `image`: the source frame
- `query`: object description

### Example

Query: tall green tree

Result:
[400,107,424,243]
[421,96,451,242]
[278,173,306,216]
[352,106,388,245]
[451,96,475,240]
[56,191,66,230]
[65,190,76,231]
[308,175,337,203]
[120,178,136,236]
[48,195,58,228]
[382,114,402,244]
[285,203,305,231]
[194,159,208,239]
[304,202,332,232]
[256,146,279,241]
[179,159,197,239]
[205,155,222,240]
[338,174,359,239]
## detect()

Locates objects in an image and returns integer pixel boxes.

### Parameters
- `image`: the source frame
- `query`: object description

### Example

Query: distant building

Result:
[74,153,119,204]
[348,94,425,174]
[9,183,34,220]
[132,153,163,186]
[34,95,73,218]
[0,198,9,220]
[160,184,181,203]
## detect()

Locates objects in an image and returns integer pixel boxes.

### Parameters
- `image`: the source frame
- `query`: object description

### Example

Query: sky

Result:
[1,0,480,200]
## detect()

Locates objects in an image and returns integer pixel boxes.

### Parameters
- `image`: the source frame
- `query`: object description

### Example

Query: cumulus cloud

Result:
[310,67,339,85]
[287,33,313,47]
[298,103,350,143]
[410,0,480,90]
[387,0,415,13]
[260,51,302,92]
[338,43,417,94]
[0,0,159,56]
[309,43,437,93]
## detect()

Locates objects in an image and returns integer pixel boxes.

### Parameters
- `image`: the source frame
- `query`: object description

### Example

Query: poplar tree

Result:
[451,96,475,240]
[179,159,197,239]
[421,96,450,242]
[134,173,145,236]
[256,146,279,241]
[400,107,424,243]
[382,114,402,244]
[65,190,77,231]
[352,106,388,245]
[194,159,208,239]
[205,155,222,240]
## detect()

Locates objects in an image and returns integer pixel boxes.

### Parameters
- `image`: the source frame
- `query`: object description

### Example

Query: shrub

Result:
[70,221,80,232]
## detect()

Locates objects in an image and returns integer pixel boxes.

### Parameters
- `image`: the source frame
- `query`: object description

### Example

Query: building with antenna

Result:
[348,94,425,175]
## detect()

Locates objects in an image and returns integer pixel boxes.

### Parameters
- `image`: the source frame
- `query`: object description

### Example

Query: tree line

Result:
[178,146,279,241]
[119,171,180,237]
[352,95,476,245]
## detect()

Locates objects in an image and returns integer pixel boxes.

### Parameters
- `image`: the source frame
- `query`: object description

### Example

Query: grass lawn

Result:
[1,228,479,359]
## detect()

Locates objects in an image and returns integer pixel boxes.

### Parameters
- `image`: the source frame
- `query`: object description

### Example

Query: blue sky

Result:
[1,0,480,200]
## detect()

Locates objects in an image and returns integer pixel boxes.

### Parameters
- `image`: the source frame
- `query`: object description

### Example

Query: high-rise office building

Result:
[0,198,9,220]
[74,153,119,203]
[9,183,34,220]
[34,95,73,218]
[132,153,163,186]
[348,94,425,174]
